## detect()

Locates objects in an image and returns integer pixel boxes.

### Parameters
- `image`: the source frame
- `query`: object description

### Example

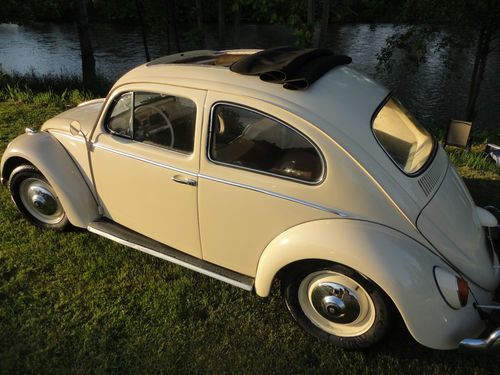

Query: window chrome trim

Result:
[199,174,347,217]
[207,101,327,186]
[93,143,198,177]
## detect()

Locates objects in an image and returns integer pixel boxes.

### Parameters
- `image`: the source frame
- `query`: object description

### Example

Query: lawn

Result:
[0,92,499,374]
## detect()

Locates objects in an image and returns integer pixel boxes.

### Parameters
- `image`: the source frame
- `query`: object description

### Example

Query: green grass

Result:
[0,70,111,105]
[0,83,500,374]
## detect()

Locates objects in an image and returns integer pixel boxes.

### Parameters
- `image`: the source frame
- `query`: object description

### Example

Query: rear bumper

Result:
[460,216,500,351]
[460,327,500,350]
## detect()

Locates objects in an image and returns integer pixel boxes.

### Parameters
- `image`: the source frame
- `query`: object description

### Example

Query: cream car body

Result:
[1,49,499,351]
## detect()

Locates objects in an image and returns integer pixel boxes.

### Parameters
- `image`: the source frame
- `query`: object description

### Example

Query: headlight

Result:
[433,267,469,309]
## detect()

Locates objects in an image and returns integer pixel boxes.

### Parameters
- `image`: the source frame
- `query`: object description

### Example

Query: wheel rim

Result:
[19,178,65,224]
[298,271,376,337]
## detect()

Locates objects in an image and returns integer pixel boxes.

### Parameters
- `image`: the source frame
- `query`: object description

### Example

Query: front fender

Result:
[1,132,99,227]
[255,219,493,350]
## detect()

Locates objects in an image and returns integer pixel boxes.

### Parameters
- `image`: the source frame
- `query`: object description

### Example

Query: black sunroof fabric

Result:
[230,47,352,90]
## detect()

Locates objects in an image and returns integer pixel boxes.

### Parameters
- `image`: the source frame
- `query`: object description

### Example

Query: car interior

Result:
[211,106,322,182]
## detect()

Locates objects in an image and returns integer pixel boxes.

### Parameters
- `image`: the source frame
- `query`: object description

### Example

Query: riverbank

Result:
[0,70,111,102]
[2,22,500,130]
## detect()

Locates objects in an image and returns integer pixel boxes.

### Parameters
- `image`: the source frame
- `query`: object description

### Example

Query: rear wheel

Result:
[283,264,392,349]
[9,165,69,230]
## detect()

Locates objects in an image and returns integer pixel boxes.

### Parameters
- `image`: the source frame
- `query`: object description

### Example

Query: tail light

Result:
[457,277,469,307]
[434,267,469,309]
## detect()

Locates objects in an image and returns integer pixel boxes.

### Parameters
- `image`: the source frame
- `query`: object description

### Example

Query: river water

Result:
[0,22,499,129]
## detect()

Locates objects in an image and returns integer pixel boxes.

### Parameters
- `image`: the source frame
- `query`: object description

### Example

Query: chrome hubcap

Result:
[19,178,64,224]
[311,282,360,324]
[298,271,375,337]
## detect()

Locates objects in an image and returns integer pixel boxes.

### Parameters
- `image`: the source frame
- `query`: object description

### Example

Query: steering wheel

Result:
[134,104,175,148]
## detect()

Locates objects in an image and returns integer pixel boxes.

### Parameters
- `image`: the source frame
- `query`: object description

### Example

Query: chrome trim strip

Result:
[207,101,327,186]
[88,225,254,291]
[90,142,345,217]
[93,143,198,177]
[199,173,348,217]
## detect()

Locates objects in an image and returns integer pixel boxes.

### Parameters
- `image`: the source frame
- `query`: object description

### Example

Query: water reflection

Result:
[0,22,498,129]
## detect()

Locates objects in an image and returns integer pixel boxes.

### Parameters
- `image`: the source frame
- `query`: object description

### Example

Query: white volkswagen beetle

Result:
[1,48,499,350]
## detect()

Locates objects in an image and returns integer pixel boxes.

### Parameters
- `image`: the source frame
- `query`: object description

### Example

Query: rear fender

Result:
[255,219,492,350]
[1,132,99,227]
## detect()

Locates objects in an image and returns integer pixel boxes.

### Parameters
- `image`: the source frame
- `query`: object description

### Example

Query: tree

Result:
[74,0,96,89]
[1,0,69,23]
[377,0,500,122]
[232,1,242,47]
[135,0,151,61]
[218,0,226,49]
[318,0,330,47]
[307,0,315,27]
[165,0,180,53]
[195,0,205,48]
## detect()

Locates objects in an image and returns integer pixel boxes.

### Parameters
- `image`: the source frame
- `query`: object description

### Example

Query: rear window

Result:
[373,98,435,175]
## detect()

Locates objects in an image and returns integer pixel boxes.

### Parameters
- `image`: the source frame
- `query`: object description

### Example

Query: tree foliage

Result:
[1,0,72,23]
[377,0,499,71]
[376,0,500,121]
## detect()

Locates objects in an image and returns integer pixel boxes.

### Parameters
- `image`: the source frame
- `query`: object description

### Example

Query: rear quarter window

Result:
[209,104,324,184]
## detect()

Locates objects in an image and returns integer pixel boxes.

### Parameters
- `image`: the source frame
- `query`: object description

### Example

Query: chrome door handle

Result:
[172,175,197,186]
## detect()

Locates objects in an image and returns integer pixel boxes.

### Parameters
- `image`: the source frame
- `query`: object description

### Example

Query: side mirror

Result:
[69,120,82,136]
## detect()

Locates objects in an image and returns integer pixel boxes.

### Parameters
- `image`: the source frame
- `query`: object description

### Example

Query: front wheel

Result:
[283,264,392,349]
[9,165,70,230]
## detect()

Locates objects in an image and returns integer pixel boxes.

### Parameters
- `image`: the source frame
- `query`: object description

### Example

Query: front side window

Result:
[373,98,434,174]
[209,104,323,183]
[105,91,197,153]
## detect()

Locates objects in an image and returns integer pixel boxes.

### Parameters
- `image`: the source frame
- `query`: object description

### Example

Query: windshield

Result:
[373,98,435,174]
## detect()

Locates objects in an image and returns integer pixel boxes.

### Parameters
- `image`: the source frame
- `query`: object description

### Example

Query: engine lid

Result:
[417,166,500,290]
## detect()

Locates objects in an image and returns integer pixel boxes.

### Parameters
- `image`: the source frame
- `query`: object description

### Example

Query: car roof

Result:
[114,50,387,129]
[113,49,388,158]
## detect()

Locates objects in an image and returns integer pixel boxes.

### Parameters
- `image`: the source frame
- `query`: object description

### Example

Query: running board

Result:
[88,219,254,291]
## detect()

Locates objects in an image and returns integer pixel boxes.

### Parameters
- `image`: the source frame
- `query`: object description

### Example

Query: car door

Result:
[198,92,337,276]
[91,83,206,258]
